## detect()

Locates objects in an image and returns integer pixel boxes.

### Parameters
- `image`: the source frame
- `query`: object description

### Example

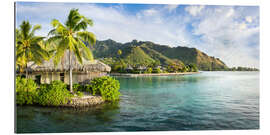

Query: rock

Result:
[62,95,105,107]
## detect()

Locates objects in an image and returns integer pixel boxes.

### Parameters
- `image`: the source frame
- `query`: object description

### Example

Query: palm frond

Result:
[73,43,83,64]
[66,8,81,29]
[30,36,45,44]
[73,21,87,31]
[76,31,96,47]
[53,38,69,66]
[82,16,93,26]
[75,37,94,61]
[20,21,31,40]
[47,35,63,44]
[29,24,41,37]
[48,29,56,36]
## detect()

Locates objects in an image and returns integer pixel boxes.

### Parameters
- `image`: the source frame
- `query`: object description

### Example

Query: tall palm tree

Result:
[16,21,49,78]
[48,9,96,93]
[117,49,122,59]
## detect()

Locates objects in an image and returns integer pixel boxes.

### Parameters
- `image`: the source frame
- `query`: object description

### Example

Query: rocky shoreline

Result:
[61,91,105,107]
[110,72,200,77]
[62,95,105,107]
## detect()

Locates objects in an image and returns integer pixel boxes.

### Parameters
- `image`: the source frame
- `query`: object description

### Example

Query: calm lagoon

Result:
[16,71,259,133]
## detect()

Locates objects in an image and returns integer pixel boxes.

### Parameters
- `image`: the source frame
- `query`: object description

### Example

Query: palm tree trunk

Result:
[25,63,28,78]
[69,50,73,94]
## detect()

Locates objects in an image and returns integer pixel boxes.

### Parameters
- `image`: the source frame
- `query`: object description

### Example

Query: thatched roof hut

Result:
[27,51,111,73]
[24,52,111,84]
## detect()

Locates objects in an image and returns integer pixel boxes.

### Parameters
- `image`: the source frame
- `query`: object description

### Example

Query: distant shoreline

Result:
[110,72,200,77]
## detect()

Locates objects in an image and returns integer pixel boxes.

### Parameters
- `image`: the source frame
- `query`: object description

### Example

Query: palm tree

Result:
[48,9,96,93]
[16,21,49,78]
[117,49,122,59]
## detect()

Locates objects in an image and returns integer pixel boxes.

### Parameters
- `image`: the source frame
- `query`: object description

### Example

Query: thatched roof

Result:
[27,51,111,72]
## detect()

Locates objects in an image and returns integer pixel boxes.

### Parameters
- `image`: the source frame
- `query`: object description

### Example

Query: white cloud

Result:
[225,8,234,18]
[185,5,204,16]
[142,9,158,16]
[165,4,178,12]
[239,23,247,30]
[191,6,259,68]
[245,16,253,23]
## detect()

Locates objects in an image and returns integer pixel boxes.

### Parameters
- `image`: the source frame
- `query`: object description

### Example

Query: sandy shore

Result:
[110,72,200,77]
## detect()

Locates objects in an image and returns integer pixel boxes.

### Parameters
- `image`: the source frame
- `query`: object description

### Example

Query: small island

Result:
[16,9,120,108]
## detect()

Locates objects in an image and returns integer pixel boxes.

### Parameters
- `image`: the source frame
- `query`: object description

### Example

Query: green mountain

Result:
[123,46,155,66]
[92,39,228,71]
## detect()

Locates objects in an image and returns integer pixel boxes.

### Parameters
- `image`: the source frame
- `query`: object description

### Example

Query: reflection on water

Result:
[16,72,259,133]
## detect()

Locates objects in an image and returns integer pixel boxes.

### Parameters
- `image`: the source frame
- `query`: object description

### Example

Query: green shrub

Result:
[85,84,92,93]
[153,68,162,73]
[76,91,84,98]
[90,76,121,101]
[37,80,73,106]
[144,67,152,74]
[72,83,81,93]
[16,77,38,105]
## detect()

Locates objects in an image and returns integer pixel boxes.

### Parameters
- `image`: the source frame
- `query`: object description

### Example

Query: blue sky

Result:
[16,2,260,68]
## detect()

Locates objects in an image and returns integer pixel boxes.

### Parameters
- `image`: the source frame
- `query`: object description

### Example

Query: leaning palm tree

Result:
[16,21,49,78]
[48,9,96,93]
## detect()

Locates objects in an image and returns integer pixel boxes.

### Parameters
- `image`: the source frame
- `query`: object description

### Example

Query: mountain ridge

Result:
[91,39,228,71]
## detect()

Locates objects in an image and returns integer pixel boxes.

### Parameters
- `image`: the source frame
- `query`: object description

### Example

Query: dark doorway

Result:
[35,75,41,85]
[60,73,65,82]
[20,74,26,78]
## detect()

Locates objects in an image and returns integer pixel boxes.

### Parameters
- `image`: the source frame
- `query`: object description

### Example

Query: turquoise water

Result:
[16,72,259,133]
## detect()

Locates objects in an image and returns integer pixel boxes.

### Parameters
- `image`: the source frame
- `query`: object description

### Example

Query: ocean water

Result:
[16,71,259,133]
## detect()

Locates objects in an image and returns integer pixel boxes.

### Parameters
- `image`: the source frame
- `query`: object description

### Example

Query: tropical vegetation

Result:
[16,76,121,105]
[37,81,73,106]
[16,21,49,77]
[16,77,38,105]
[90,76,121,101]
[47,8,96,93]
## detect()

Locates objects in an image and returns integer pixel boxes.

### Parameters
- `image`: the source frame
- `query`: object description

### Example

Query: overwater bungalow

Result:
[19,52,111,85]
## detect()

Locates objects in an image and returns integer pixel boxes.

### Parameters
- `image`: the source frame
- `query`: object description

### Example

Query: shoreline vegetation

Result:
[16,76,119,107]
[110,72,200,77]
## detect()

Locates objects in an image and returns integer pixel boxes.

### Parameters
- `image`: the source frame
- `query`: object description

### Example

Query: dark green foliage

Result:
[166,60,185,73]
[124,46,155,67]
[90,76,121,101]
[144,68,153,74]
[72,83,86,93]
[140,45,173,66]
[85,84,93,93]
[111,59,127,73]
[186,64,199,72]
[72,83,81,93]
[37,81,73,106]
[76,91,84,98]
[227,66,259,71]
[100,57,115,65]
[16,77,38,105]
[153,68,162,73]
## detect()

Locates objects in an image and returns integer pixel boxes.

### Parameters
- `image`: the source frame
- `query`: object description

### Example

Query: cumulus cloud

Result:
[165,4,178,12]
[185,5,204,16]
[191,6,259,68]
[142,8,158,16]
